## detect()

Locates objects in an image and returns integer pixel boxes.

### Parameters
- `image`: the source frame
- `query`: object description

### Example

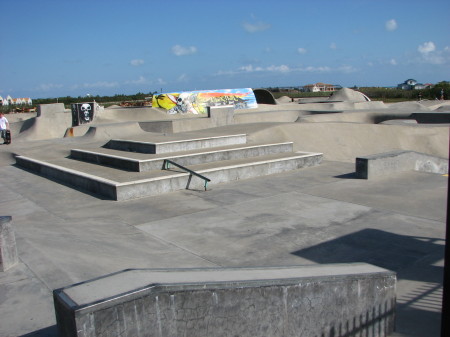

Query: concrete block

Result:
[37,103,65,117]
[356,150,448,179]
[105,134,247,154]
[208,106,235,126]
[0,216,19,272]
[53,264,396,337]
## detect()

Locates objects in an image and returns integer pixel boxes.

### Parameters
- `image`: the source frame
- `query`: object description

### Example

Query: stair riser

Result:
[71,143,293,172]
[116,154,322,200]
[153,143,293,172]
[106,134,247,154]
[71,151,140,171]
[16,156,117,199]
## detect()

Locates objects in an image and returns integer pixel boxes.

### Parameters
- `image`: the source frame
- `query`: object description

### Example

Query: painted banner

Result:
[71,102,100,126]
[152,88,257,114]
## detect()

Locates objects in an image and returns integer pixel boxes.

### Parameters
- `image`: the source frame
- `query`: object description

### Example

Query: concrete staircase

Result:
[15,134,322,201]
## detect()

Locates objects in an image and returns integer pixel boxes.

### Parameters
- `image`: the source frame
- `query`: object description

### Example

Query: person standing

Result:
[0,113,10,144]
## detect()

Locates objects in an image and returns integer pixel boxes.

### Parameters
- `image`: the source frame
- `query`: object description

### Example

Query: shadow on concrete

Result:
[19,325,58,337]
[293,228,444,337]
[313,300,395,337]
[334,172,358,179]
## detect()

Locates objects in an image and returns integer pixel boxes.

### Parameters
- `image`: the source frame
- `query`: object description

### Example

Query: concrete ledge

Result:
[54,264,396,337]
[0,216,19,272]
[105,134,247,154]
[71,142,294,172]
[115,152,323,200]
[356,150,448,179]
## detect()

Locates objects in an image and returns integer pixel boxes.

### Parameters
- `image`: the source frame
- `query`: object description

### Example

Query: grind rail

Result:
[162,159,211,190]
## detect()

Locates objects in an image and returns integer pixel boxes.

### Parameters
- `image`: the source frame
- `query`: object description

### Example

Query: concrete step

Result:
[70,142,294,172]
[16,151,323,201]
[104,134,247,154]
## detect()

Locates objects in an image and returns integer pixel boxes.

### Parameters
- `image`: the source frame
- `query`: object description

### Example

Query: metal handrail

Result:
[162,159,210,191]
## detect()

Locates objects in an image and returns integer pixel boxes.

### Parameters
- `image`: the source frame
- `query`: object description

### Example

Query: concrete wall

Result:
[53,264,396,337]
[356,150,449,179]
[37,103,65,116]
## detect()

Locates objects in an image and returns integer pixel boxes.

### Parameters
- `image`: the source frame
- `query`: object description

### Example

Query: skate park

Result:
[0,88,449,336]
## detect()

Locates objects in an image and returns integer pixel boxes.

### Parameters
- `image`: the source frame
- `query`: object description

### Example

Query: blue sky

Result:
[1,0,449,99]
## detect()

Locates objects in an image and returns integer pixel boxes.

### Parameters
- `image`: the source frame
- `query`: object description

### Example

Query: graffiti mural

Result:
[152,88,257,114]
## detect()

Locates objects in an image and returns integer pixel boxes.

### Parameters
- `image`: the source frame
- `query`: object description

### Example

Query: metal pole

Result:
[441,139,450,337]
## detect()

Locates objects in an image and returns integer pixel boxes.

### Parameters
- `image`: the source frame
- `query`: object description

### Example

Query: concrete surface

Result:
[0,95,448,336]
[54,264,395,337]
[0,159,446,337]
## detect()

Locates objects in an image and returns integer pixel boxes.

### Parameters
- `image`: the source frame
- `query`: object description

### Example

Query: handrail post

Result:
[162,159,210,191]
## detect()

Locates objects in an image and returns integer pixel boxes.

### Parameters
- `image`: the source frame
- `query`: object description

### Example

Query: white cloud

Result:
[267,64,290,73]
[301,66,331,72]
[171,45,197,56]
[79,81,119,89]
[130,59,144,66]
[297,48,307,55]
[156,78,167,85]
[35,83,63,91]
[177,74,189,82]
[330,42,337,50]
[216,63,357,77]
[239,65,263,72]
[337,65,358,73]
[385,19,398,31]
[418,41,436,54]
[389,58,397,65]
[416,41,449,65]
[242,21,271,33]
[238,64,290,73]
[125,76,148,85]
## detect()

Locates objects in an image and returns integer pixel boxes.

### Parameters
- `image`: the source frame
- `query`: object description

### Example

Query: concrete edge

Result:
[71,142,295,164]
[116,152,323,187]
[54,263,395,314]
[112,134,247,146]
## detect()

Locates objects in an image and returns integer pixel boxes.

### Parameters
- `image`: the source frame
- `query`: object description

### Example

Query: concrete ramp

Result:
[13,113,72,141]
[249,123,449,163]
[81,122,150,141]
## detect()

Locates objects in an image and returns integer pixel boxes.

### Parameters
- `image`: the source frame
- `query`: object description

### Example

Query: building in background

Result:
[0,95,32,106]
[302,83,341,92]
[397,79,432,90]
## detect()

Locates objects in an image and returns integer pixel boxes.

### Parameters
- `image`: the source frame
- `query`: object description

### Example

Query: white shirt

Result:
[0,116,8,130]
